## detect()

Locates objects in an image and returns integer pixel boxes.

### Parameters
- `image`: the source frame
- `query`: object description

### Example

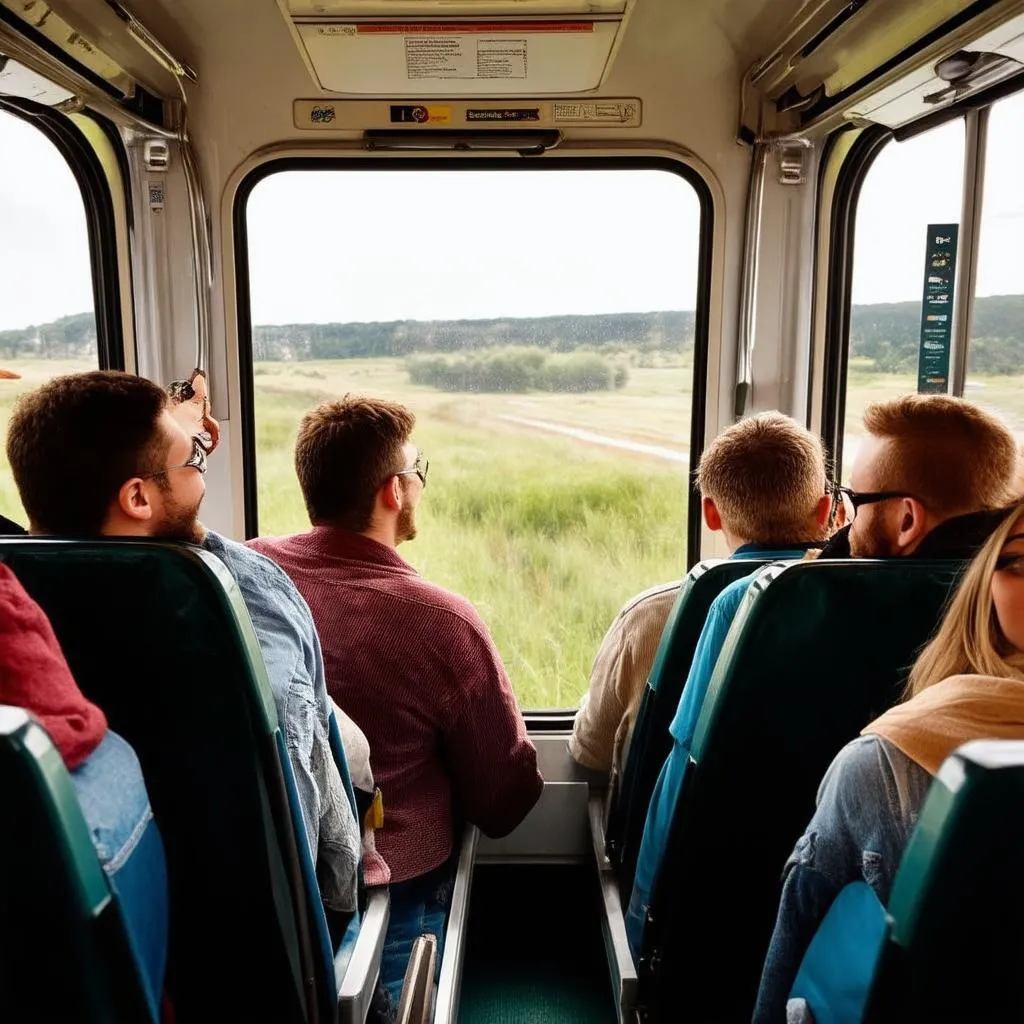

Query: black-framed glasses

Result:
[396,449,429,487]
[142,436,208,479]
[833,485,919,523]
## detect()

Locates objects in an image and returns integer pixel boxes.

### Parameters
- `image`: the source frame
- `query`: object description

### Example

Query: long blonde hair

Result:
[907,500,1024,697]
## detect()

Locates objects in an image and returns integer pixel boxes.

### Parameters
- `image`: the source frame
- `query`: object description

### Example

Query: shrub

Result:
[407,347,626,394]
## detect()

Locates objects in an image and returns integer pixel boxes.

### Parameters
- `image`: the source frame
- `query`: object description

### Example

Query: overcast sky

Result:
[0,89,1021,332]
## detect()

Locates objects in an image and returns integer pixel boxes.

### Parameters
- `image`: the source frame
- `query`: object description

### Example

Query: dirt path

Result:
[498,414,690,463]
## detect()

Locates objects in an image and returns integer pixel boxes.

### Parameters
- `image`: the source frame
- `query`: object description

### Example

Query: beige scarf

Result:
[862,674,1024,775]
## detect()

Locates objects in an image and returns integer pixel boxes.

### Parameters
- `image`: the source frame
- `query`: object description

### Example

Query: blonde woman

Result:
[754,500,1024,1022]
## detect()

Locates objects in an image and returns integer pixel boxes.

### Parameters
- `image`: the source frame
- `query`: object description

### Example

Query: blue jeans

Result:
[71,730,169,1018]
[374,860,455,1022]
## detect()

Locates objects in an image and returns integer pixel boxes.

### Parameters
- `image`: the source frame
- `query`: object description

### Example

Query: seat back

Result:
[638,558,965,1022]
[609,558,771,887]
[0,539,315,1022]
[863,740,1024,1022]
[0,706,157,1022]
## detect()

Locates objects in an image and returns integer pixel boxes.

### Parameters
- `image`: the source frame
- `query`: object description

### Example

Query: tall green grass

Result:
[254,380,689,708]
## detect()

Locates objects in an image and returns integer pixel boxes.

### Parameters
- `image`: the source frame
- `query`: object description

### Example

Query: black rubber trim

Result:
[818,124,892,477]
[522,710,576,733]
[233,155,716,572]
[0,99,126,370]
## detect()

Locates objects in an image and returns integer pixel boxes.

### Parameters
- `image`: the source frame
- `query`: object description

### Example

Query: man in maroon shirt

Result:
[248,394,543,1017]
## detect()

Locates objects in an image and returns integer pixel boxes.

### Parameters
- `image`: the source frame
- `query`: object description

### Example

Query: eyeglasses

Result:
[142,436,208,479]
[833,485,920,523]
[396,449,429,487]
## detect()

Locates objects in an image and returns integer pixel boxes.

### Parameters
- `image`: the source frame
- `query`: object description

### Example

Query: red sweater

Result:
[0,562,106,768]
[248,528,543,884]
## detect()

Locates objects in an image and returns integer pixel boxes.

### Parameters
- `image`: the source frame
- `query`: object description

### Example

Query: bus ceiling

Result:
[3,0,1024,148]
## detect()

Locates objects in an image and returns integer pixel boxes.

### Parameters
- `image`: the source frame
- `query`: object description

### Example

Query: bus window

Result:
[244,167,702,709]
[0,109,98,526]
[967,90,1024,437]
[841,119,965,477]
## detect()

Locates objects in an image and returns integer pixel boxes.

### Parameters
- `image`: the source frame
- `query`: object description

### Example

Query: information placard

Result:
[917,223,958,394]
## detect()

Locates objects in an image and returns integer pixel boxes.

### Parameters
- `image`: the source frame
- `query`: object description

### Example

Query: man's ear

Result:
[703,497,723,532]
[815,493,833,527]
[379,475,402,513]
[894,497,931,553]
[117,478,154,523]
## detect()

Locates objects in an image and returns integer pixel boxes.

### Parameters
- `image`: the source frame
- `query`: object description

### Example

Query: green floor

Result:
[458,863,618,1024]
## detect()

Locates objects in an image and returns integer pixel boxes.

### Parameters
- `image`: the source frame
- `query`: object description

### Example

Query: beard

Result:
[396,501,417,543]
[153,492,205,544]
[849,515,899,558]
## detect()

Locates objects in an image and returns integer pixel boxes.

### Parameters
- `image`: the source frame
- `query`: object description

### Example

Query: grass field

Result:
[1,354,1022,707]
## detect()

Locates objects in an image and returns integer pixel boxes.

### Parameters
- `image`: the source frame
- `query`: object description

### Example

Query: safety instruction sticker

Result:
[917,223,958,394]
[297,20,611,94]
[402,36,527,79]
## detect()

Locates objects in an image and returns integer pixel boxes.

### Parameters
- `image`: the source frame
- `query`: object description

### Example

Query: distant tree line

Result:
[0,312,97,359]
[4,295,1024,374]
[849,294,1024,373]
[407,348,628,394]
[250,310,695,361]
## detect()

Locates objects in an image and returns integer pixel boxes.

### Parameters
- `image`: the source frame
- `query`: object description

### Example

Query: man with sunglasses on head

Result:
[248,394,543,1021]
[821,394,1017,561]
[5,370,361,919]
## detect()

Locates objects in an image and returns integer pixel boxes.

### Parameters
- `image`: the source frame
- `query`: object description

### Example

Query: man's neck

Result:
[359,521,398,550]
[314,518,399,550]
[722,528,752,553]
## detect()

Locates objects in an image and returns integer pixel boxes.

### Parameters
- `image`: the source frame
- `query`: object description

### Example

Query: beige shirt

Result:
[570,581,681,774]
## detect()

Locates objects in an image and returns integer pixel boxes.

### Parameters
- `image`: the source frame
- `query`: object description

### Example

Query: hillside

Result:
[3,296,1023,372]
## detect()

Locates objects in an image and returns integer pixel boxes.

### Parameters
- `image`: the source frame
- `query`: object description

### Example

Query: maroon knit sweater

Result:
[248,527,543,884]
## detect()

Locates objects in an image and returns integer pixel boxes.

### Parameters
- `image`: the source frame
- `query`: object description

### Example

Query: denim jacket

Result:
[753,735,932,1023]
[203,531,361,912]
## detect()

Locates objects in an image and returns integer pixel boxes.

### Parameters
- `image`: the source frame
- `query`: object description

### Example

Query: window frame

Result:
[233,156,714,725]
[0,98,127,370]
[232,155,716,571]
[818,72,1024,473]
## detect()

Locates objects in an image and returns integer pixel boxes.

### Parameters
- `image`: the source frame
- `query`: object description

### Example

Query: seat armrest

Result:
[433,825,480,1024]
[588,793,638,1024]
[396,934,438,1024]
[337,888,390,1024]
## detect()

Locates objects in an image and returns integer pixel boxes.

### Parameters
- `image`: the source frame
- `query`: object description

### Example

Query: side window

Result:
[244,167,704,709]
[0,108,98,523]
[841,119,965,478]
[968,90,1024,428]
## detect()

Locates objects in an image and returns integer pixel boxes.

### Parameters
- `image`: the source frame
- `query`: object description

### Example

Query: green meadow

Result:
[2,354,1022,707]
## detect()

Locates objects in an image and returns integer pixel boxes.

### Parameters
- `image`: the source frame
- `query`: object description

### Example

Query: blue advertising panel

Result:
[918,223,958,394]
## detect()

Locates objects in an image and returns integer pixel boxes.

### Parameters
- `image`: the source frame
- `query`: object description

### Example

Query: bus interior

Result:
[2,0,1024,1020]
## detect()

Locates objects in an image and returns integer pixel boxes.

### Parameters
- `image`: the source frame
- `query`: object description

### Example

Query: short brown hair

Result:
[6,370,170,535]
[696,412,826,545]
[863,394,1016,517]
[294,394,416,530]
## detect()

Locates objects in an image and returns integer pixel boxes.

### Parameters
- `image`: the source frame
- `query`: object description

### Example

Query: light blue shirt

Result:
[202,531,360,912]
[626,547,808,957]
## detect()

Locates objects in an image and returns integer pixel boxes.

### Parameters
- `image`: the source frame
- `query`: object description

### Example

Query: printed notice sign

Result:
[917,223,958,395]
[476,39,527,79]
[404,35,527,79]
